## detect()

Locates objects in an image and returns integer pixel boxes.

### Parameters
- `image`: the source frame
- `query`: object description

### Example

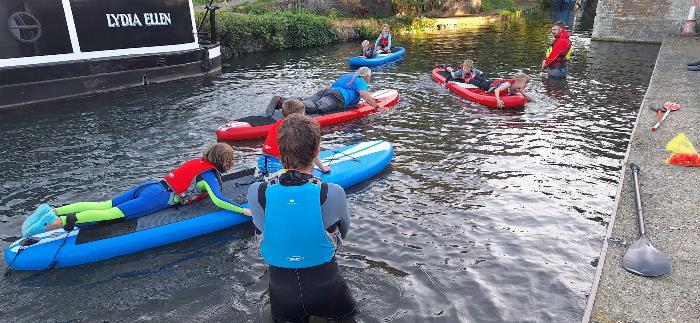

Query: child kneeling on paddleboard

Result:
[247,114,355,322]
[443,59,488,88]
[361,40,377,59]
[375,24,392,53]
[258,99,330,177]
[485,73,532,108]
[21,143,251,238]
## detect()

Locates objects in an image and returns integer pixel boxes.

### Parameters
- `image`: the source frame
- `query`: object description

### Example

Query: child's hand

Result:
[496,99,505,108]
[321,165,331,173]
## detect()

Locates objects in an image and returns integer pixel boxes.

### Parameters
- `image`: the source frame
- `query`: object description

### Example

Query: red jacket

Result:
[262,118,284,158]
[544,28,572,68]
[164,158,217,195]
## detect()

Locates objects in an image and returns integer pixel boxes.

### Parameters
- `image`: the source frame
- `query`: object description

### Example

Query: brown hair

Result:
[203,143,234,172]
[513,72,529,83]
[553,21,565,28]
[282,99,305,117]
[277,114,320,170]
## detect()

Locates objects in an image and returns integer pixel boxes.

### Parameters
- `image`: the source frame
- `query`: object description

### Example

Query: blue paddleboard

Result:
[5,141,394,270]
[349,47,405,66]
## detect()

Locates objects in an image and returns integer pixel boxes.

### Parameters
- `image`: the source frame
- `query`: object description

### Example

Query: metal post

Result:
[208,5,219,44]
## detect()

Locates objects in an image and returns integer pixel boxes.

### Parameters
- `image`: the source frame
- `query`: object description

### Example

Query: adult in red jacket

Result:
[541,21,572,78]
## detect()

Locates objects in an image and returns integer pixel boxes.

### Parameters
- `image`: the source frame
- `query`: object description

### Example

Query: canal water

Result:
[0,10,659,323]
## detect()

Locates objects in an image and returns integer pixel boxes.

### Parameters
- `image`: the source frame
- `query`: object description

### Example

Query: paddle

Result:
[651,102,680,132]
[622,163,672,277]
[649,103,665,123]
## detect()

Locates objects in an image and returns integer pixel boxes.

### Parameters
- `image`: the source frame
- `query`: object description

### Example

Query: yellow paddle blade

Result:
[666,133,697,154]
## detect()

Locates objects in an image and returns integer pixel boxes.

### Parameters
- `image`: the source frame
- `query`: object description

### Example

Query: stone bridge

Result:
[592,0,696,42]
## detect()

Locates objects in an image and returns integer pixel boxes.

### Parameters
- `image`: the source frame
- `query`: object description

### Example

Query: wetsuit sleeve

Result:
[374,35,381,46]
[544,37,572,67]
[387,34,392,48]
[321,184,350,238]
[198,170,245,214]
[247,182,266,232]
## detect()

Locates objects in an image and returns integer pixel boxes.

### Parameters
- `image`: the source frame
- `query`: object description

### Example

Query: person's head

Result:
[357,66,372,83]
[462,59,474,72]
[381,24,390,34]
[203,142,234,172]
[551,21,565,36]
[512,73,529,91]
[362,40,370,50]
[278,114,321,170]
[281,99,305,117]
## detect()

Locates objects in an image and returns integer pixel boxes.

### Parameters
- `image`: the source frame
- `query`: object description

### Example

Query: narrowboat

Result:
[0,0,223,110]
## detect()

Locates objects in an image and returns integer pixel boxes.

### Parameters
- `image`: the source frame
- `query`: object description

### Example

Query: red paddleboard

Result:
[431,68,526,109]
[216,89,400,141]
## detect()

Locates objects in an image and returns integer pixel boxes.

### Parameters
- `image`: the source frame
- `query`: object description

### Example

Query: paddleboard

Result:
[5,141,394,270]
[431,68,526,109]
[217,89,399,141]
[349,47,405,67]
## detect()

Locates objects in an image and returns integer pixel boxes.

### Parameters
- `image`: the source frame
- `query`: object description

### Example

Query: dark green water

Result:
[0,10,659,322]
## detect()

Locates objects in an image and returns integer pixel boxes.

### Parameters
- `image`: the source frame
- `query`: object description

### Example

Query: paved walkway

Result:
[585,35,700,322]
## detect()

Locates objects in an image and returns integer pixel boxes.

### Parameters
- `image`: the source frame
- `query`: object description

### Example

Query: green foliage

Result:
[354,25,376,40]
[192,0,225,6]
[405,17,436,33]
[231,1,272,14]
[480,0,516,11]
[197,10,339,56]
[390,0,441,16]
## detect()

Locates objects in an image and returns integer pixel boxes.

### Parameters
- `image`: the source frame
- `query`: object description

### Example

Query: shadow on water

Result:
[0,8,659,322]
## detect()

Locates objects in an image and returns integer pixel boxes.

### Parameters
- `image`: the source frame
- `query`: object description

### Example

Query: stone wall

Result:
[592,0,696,42]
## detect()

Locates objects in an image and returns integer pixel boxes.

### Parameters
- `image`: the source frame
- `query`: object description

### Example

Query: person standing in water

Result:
[541,21,572,78]
[247,114,355,322]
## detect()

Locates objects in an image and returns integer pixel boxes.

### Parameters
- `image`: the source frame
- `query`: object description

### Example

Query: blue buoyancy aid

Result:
[260,179,335,268]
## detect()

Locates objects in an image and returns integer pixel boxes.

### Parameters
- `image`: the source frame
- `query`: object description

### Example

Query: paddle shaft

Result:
[651,109,671,131]
[630,164,646,236]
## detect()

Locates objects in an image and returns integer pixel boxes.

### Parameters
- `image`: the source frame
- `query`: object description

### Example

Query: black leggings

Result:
[269,261,356,323]
[287,88,345,115]
[448,73,492,91]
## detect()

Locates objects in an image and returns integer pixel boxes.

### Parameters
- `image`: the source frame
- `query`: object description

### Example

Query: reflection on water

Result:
[0,11,658,322]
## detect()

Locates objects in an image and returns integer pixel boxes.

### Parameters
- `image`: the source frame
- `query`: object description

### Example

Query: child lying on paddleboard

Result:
[486,73,532,108]
[443,59,490,89]
[21,143,251,238]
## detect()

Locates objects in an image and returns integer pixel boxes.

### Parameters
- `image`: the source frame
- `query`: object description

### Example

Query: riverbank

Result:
[585,35,700,322]
[196,0,542,56]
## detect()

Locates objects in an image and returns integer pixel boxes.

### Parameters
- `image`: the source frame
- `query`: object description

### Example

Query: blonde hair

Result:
[203,143,234,172]
[463,59,475,68]
[282,99,305,117]
[513,73,529,83]
[382,24,390,30]
[362,40,370,47]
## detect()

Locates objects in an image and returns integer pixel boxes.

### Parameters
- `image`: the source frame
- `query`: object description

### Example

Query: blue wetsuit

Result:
[56,169,243,225]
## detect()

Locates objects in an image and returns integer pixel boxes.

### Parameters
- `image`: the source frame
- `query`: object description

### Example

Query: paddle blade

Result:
[622,235,672,277]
